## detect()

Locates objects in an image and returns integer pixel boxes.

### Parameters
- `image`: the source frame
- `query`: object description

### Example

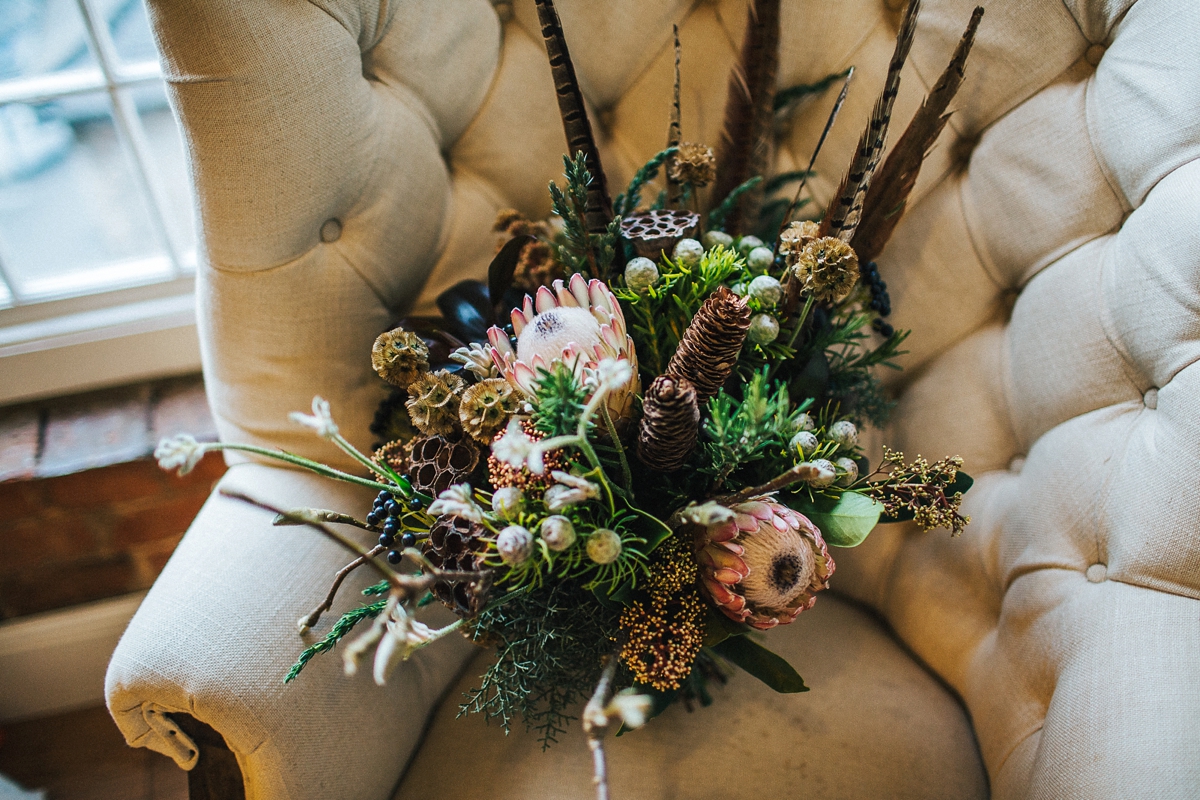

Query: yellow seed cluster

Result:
[618,535,704,691]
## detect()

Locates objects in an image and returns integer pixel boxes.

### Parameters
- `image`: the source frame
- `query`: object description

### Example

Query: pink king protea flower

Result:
[695,498,834,630]
[486,273,640,422]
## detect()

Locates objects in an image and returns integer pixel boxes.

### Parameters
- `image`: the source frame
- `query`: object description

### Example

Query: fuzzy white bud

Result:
[829,420,859,448]
[540,515,577,551]
[747,246,775,271]
[794,413,816,432]
[836,457,859,487]
[496,525,534,564]
[703,230,734,250]
[748,274,782,306]
[790,431,819,457]
[808,459,838,488]
[587,528,622,564]
[624,257,659,293]
[491,486,524,520]
[748,313,780,344]
[736,235,764,256]
[730,282,748,296]
[672,238,704,267]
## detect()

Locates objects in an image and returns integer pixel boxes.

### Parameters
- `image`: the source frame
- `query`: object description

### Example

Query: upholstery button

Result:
[1085,44,1106,67]
[1086,563,1107,583]
[1144,388,1158,409]
[320,218,342,243]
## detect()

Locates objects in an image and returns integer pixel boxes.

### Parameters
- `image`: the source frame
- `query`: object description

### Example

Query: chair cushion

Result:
[393,595,987,800]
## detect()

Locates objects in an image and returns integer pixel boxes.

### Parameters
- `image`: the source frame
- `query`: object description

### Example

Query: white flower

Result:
[491,418,534,470]
[496,525,534,564]
[678,500,736,527]
[154,434,206,476]
[587,528,622,564]
[544,470,600,511]
[540,515,577,551]
[606,688,653,730]
[427,483,484,523]
[289,396,339,440]
[491,486,524,520]
[373,615,434,686]
[588,357,633,395]
[449,342,499,379]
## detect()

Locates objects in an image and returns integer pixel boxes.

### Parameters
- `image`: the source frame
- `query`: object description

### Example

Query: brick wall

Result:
[0,377,225,619]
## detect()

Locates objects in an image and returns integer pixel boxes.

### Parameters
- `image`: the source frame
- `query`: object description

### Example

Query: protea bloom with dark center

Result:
[694,498,834,630]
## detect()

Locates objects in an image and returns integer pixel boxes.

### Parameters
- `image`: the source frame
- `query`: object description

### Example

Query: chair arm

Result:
[105,462,476,800]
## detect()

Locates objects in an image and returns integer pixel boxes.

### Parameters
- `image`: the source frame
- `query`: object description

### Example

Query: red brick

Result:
[45,460,168,507]
[151,376,218,442]
[0,514,95,573]
[0,406,40,482]
[111,492,209,548]
[39,384,151,476]
[0,554,138,618]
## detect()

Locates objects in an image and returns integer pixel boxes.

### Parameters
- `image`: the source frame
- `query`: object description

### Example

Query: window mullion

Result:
[0,246,25,306]
[75,0,186,279]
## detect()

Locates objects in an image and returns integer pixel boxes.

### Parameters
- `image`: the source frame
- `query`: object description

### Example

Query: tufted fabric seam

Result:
[369,77,443,151]
[1083,71,1134,214]
[1095,238,1155,393]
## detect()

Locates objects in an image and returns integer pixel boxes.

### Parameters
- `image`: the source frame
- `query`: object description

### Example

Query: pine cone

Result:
[620,209,699,260]
[668,142,716,187]
[637,376,700,471]
[406,370,465,436]
[406,433,482,496]
[372,328,429,388]
[666,286,750,403]
[459,378,520,443]
[422,514,492,616]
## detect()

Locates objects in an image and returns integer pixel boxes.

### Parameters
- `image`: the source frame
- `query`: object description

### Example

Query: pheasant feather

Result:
[852,6,983,262]
[667,25,685,208]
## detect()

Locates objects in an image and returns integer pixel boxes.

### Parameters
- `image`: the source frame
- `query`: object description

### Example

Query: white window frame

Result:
[0,0,200,406]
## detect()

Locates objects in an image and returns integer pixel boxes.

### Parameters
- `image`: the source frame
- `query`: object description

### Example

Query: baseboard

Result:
[0,592,146,722]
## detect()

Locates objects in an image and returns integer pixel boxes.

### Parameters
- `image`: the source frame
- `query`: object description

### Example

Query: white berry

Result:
[624,257,659,293]
[736,235,764,256]
[703,230,734,250]
[491,486,524,520]
[836,457,859,486]
[748,313,780,344]
[790,431,819,457]
[672,238,704,267]
[748,274,782,306]
[829,420,858,449]
[808,459,837,487]
[747,246,775,272]
[587,528,623,564]
[540,515,577,552]
[496,525,534,564]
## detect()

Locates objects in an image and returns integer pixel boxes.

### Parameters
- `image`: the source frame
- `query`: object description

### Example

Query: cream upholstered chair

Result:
[105,0,1200,798]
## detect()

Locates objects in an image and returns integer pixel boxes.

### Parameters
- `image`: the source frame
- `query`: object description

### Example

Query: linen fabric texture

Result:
[105,0,1200,798]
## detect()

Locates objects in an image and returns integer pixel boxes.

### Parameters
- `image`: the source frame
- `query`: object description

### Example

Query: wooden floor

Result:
[0,705,186,800]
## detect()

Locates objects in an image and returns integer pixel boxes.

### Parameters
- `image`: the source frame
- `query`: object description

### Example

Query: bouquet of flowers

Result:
[156,0,982,794]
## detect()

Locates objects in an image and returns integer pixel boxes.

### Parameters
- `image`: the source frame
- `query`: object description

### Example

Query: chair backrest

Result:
[148,0,1200,794]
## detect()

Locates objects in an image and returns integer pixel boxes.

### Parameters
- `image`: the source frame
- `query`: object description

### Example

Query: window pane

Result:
[103,0,160,67]
[0,0,100,82]
[130,82,196,264]
[0,92,170,301]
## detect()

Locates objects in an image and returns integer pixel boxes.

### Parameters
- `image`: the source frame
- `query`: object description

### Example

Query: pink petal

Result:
[535,285,557,314]
[587,278,612,312]
[570,273,590,307]
[735,513,759,532]
[487,327,514,357]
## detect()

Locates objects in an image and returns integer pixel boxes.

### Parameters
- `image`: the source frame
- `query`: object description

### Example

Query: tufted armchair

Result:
[104,0,1200,798]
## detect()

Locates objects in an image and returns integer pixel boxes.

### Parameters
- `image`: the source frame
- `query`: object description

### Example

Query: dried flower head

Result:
[778,220,820,261]
[406,370,465,436]
[789,236,860,304]
[289,396,339,440]
[494,209,562,291]
[372,328,429,388]
[668,142,716,187]
[459,378,520,443]
[154,434,206,476]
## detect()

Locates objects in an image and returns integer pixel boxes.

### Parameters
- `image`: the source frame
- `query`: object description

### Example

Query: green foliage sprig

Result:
[700,370,803,491]
[613,147,677,216]
[284,598,386,683]
[549,153,621,279]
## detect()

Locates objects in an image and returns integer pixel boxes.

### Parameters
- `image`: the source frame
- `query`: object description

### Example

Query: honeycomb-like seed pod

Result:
[637,375,700,472]
[405,434,481,496]
[620,209,700,260]
[422,514,492,617]
[665,286,750,403]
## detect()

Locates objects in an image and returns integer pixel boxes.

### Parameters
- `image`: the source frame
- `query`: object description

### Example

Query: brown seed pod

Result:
[405,434,481,496]
[620,209,700,260]
[422,514,492,617]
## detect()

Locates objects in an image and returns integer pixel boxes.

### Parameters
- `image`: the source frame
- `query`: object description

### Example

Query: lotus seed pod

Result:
[747,313,780,344]
[703,230,734,250]
[835,457,859,487]
[736,235,764,256]
[794,413,816,432]
[747,246,775,272]
[491,486,524,521]
[790,431,819,458]
[624,257,659,293]
[496,525,534,564]
[540,515,577,552]
[748,275,783,306]
[808,459,837,488]
[829,420,859,448]
[587,528,623,564]
[672,238,704,267]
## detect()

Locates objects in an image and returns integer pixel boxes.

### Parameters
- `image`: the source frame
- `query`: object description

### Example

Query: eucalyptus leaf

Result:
[802,491,883,547]
[711,637,808,693]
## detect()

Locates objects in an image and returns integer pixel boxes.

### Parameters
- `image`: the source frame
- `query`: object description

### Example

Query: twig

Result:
[298,545,385,634]
[713,462,821,505]
[581,656,620,800]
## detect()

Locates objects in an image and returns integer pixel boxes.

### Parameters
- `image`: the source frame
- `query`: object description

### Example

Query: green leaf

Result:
[878,471,974,523]
[802,491,883,547]
[710,637,808,693]
[703,605,752,647]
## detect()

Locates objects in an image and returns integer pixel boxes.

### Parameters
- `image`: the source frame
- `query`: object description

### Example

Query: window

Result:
[0,0,200,405]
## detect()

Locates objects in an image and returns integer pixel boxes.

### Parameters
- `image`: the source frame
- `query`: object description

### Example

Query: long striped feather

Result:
[820,0,921,241]
[535,0,613,233]
[852,6,983,262]
[667,25,685,208]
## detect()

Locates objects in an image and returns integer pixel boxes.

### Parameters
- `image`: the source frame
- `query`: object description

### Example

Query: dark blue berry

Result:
[379,533,395,548]
[383,520,400,536]
[366,511,383,527]
[386,550,402,564]
[377,490,392,502]
[408,497,423,510]
[384,500,401,517]
[400,532,417,548]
